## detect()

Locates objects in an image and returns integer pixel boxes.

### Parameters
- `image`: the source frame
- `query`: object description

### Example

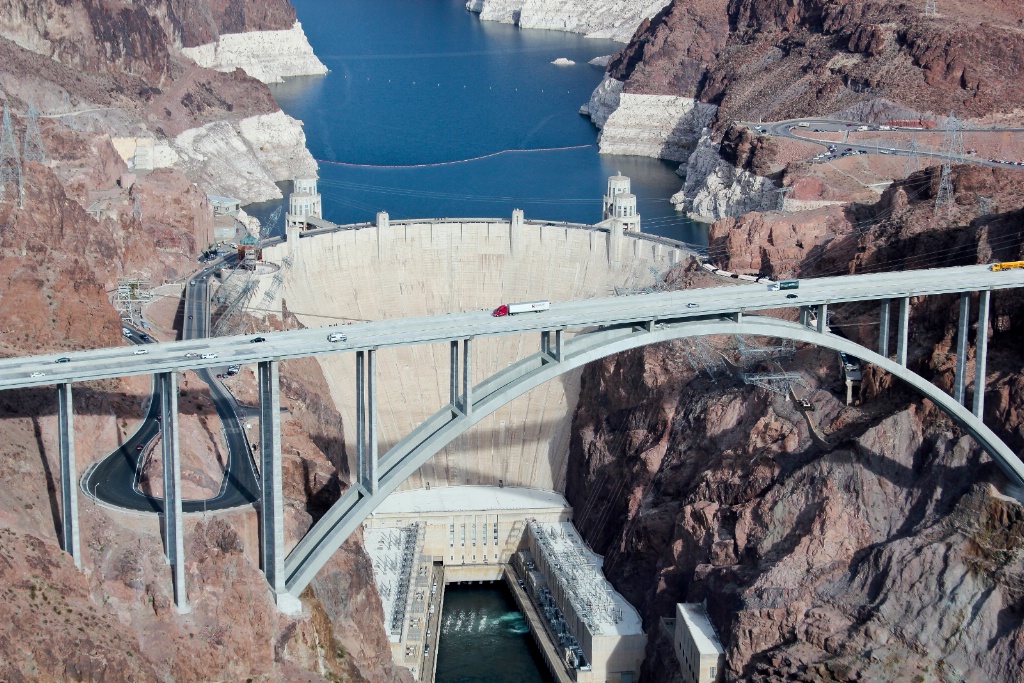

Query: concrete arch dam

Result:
[259,217,691,495]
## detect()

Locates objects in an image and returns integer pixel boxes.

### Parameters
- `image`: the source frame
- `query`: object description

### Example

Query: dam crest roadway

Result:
[5,216,1024,615]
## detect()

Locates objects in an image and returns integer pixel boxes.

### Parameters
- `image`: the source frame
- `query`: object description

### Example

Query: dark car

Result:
[251,337,266,343]
[55,357,71,363]
[135,444,143,451]
[188,315,193,320]
[786,293,798,299]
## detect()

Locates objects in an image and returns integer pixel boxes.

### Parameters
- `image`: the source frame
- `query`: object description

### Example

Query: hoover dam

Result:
[260,202,689,495]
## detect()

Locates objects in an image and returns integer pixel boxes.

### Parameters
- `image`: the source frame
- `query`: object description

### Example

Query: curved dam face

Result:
[261,218,686,493]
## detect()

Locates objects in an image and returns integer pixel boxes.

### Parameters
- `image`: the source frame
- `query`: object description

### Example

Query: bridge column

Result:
[450,340,459,408]
[365,350,378,493]
[158,371,189,614]
[953,293,971,405]
[258,360,299,614]
[973,290,991,418]
[554,329,563,363]
[462,338,473,416]
[879,299,891,357]
[57,382,81,569]
[896,297,910,367]
[541,331,550,358]
[799,307,809,327]
[816,304,828,333]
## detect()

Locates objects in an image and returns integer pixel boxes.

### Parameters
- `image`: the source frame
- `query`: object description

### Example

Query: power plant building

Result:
[523,521,646,683]
[674,603,725,683]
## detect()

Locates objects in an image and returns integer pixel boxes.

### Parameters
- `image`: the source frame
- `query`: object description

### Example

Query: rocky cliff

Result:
[674,135,777,220]
[182,21,328,84]
[467,0,671,43]
[566,166,1024,681]
[0,1,407,681]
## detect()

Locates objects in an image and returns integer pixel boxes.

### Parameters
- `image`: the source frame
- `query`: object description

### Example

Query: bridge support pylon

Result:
[973,290,991,418]
[896,297,910,366]
[258,360,301,614]
[57,382,81,569]
[158,371,189,614]
[879,299,891,357]
[954,293,971,404]
[355,350,379,494]
[462,338,473,415]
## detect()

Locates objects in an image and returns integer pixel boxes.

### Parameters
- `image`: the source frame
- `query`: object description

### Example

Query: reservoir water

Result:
[254,0,708,244]
[435,584,551,683]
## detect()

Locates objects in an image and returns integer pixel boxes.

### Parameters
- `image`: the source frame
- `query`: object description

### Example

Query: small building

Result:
[286,177,322,229]
[209,195,241,217]
[674,603,725,683]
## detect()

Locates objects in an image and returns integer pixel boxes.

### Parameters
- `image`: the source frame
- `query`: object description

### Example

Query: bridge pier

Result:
[57,382,81,569]
[799,306,809,327]
[816,304,828,333]
[954,293,971,405]
[879,299,891,357]
[462,338,473,415]
[158,371,189,614]
[450,340,459,408]
[896,297,910,367]
[973,290,991,418]
[355,350,379,494]
[258,360,300,614]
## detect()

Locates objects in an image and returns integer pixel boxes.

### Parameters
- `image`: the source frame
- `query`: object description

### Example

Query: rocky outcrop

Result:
[580,75,624,128]
[182,21,327,84]
[595,92,714,162]
[673,135,777,220]
[467,0,671,43]
[172,110,317,203]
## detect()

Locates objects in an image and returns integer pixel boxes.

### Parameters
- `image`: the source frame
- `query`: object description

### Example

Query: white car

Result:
[200,353,218,359]
[133,348,148,355]
[30,371,45,378]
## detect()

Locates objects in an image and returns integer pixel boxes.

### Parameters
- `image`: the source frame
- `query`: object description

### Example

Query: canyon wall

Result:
[466,0,671,43]
[182,22,327,84]
[673,135,777,220]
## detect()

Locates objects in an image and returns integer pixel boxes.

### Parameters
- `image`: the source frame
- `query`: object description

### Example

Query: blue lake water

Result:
[435,584,551,683]
[250,0,707,244]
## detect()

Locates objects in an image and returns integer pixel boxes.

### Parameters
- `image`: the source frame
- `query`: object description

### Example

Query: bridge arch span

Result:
[283,315,1024,597]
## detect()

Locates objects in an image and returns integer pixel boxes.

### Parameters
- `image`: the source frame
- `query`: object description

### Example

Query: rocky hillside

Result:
[609,0,1024,125]
[565,169,1024,681]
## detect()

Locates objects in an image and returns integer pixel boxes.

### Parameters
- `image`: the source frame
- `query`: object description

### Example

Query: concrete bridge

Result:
[3,262,1023,614]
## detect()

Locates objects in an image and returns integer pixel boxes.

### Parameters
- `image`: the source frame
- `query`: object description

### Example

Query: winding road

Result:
[82,257,260,513]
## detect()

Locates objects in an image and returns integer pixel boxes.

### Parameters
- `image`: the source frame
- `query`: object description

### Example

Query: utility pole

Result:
[0,103,24,207]
[934,111,964,218]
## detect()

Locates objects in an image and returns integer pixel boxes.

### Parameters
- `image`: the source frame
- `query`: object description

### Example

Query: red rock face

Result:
[610,0,1024,124]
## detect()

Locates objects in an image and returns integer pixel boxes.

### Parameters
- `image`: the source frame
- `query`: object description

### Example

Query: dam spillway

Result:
[260,215,690,493]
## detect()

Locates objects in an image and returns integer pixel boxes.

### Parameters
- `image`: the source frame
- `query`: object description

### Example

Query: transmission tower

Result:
[904,137,921,177]
[258,206,282,242]
[213,273,259,336]
[683,338,724,381]
[114,278,153,326]
[0,103,23,206]
[776,186,792,212]
[924,0,938,16]
[250,255,293,331]
[934,112,964,218]
[132,193,142,222]
[22,102,45,164]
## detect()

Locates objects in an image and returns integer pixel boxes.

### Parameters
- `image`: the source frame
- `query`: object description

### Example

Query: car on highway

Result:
[136,444,143,450]
[133,348,148,355]
[184,352,199,359]
[200,353,218,359]
[55,357,70,363]
[328,332,348,342]
[190,280,196,285]
[250,337,266,343]
[30,371,45,378]
[786,293,798,299]
[686,302,699,309]
[188,315,193,320]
